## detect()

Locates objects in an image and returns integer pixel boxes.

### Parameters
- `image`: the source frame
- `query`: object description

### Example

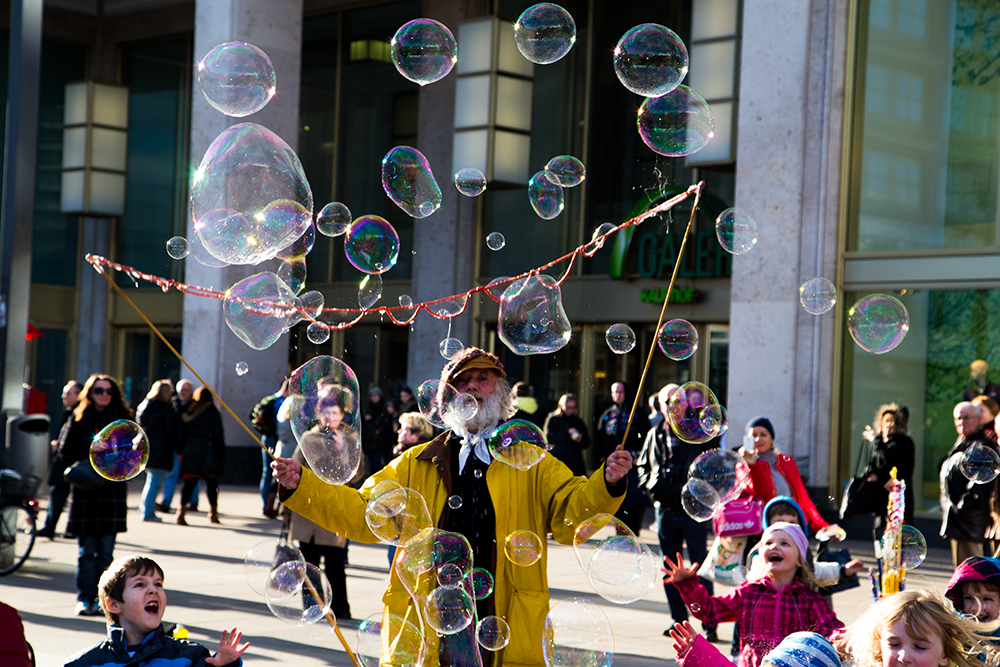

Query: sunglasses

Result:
[91,386,113,396]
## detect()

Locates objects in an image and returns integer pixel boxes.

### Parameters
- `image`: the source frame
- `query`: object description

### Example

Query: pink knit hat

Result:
[762,522,809,564]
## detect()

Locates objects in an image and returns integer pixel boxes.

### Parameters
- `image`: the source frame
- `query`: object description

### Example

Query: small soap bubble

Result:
[529,170,565,219]
[455,167,486,197]
[498,275,572,356]
[423,586,475,635]
[469,567,494,599]
[307,321,331,345]
[439,337,464,360]
[382,146,442,218]
[699,404,729,439]
[658,319,698,360]
[477,616,511,651]
[899,524,928,569]
[960,443,1000,484]
[316,202,351,237]
[690,603,701,613]
[514,3,577,65]
[358,274,383,310]
[345,216,399,275]
[473,469,483,479]
[715,208,758,255]
[418,380,478,428]
[605,324,636,354]
[89,420,149,481]
[800,278,838,315]
[235,361,249,376]
[391,19,458,86]
[166,236,190,259]
[299,290,325,320]
[582,222,617,256]
[197,42,276,117]
[437,563,463,588]
[447,494,463,510]
[452,393,478,421]
[277,258,307,295]
[848,294,909,354]
[614,24,688,97]
[572,514,658,604]
[505,529,543,566]
[487,419,547,470]
[399,294,413,308]
[682,478,719,522]
[486,232,506,251]
[667,381,722,445]
[543,599,614,667]
[356,613,425,667]
[544,156,585,187]
[244,539,304,595]
[266,562,332,626]
[637,85,715,157]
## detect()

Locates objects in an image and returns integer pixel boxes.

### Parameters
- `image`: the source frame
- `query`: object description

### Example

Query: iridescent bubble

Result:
[529,170,565,219]
[544,156,585,187]
[307,321,331,345]
[190,234,228,268]
[699,404,729,439]
[658,319,698,361]
[800,278,838,315]
[605,324,636,354]
[487,419,547,470]
[365,486,434,548]
[473,469,483,479]
[715,208,758,255]
[235,361,249,376]
[423,586,474,635]
[505,529,543,566]
[417,379,461,428]
[264,559,305,600]
[572,514,658,604]
[477,616,512,651]
[287,356,363,485]
[486,232,506,251]
[682,478,719,522]
[543,598,614,667]
[688,449,748,505]
[345,215,399,274]
[437,563,463,588]
[399,294,413,308]
[391,18,458,86]
[848,294,909,354]
[244,538,304,596]
[223,272,301,350]
[277,257,307,294]
[358,274,383,310]
[581,222,617,256]
[447,495,463,510]
[166,236,190,259]
[614,24,688,97]
[455,167,486,197]
[356,613,425,667]
[277,221,316,260]
[197,42,276,117]
[637,85,715,157]
[191,123,312,265]
[439,337,464,360]
[514,3,577,65]
[298,290,324,321]
[498,274,572,356]
[89,420,149,482]
[960,443,1000,484]
[899,524,927,569]
[266,562,332,626]
[394,529,473,603]
[316,202,351,237]
[469,568,494,600]
[667,381,721,444]
[382,146,442,218]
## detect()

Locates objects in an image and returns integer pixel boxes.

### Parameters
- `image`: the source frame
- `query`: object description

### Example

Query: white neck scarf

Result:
[457,426,497,473]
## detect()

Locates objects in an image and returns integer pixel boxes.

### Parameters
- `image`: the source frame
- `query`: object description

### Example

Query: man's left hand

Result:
[604,450,633,484]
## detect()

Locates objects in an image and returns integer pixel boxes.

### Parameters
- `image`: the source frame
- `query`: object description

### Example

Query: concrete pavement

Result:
[2,480,958,667]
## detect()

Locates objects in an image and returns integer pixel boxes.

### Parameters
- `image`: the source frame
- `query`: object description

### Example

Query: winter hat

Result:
[749,416,775,440]
[762,522,808,565]
[944,556,1000,609]
[441,347,506,385]
[764,496,807,531]
[763,632,841,667]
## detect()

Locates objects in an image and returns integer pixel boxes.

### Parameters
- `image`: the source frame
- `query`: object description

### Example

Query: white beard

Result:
[443,387,507,440]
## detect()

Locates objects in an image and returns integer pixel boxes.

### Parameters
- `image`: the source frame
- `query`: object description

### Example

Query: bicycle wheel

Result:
[0,504,36,575]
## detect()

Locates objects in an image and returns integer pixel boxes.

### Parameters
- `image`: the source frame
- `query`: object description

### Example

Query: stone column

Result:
[75,218,111,382]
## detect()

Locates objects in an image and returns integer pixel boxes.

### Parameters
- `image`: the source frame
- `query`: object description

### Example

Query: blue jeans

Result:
[260,435,276,504]
[655,505,715,628]
[77,534,116,603]
[141,469,168,519]
[43,484,70,534]
[161,453,180,508]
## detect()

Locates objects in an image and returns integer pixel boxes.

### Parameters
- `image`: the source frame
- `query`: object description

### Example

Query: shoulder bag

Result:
[839,439,883,519]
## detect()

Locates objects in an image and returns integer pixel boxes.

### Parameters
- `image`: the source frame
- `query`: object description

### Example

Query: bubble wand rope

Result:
[616,181,704,452]
[94,265,274,460]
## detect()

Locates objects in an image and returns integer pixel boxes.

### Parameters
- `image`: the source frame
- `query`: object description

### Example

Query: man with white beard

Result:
[273,347,633,667]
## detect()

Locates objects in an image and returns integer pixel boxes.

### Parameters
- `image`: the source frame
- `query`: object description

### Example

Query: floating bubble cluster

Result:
[90,420,149,482]
[543,598,614,667]
[605,324,636,354]
[486,232,506,251]
[197,42,276,117]
[423,586,475,635]
[667,381,723,444]
[688,449,748,505]
[505,529,543,566]
[800,277,837,315]
[682,478,720,521]
[390,19,458,86]
[166,236,189,259]
[847,294,909,354]
[244,538,304,596]
[235,361,249,376]
[715,208,758,255]
[544,155,586,187]
[223,272,301,350]
[498,274,572,356]
[637,85,714,157]
[477,616,512,651]
[614,24,688,97]
[573,514,658,604]
[382,146,442,218]
[356,612,425,667]
[487,419,547,470]
[316,202,351,237]
[514,3,577,65]
[454,167,487,197]
[657,319,698,360]
[960,443,1000,484]
[344,216,400,275]
[287,356,363,485]
[529,170,565,219]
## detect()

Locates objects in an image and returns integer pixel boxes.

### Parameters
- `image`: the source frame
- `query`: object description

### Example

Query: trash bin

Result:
[5,414,50,486]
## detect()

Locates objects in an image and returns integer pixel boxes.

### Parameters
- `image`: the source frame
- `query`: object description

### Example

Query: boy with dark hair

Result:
[65,555,248,667]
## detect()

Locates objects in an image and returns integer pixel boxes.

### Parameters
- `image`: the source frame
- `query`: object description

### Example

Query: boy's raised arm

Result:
[205,628,249,667]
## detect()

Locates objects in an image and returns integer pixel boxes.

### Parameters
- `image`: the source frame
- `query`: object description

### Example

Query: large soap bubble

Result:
[847,294,909,354]
[529,170,565,219]
[266,562,331,626]
[514,3,577,65]
[287,356,363,485]
[191,123,312,266]
[505,530,543,566]
[800,277,837,315]
[637,85,715,157]
[715,208,758,255]
[224,272,302,350]
[960,443,1000,484]
[498,274,572,355]
[688,449,748,505]
[667,381,722,444]
[423,586,475,635]
[197,42,276,117]
[90,420,149,481]
[356,612,425,667]
[244,538,304,596]
[344,215,399,275]
[658,319,698,361]
[544,156,585,187]
[391,18,458,86]
[573,514,658,604]
[382,146,442,218]
[487,419,547,470]
[365,484,434,547]
[543,598,614,667]
[614,24,688,97]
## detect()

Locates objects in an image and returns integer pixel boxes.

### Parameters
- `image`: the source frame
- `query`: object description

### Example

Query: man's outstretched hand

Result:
[604,450,633,484]
[271,457,302,489]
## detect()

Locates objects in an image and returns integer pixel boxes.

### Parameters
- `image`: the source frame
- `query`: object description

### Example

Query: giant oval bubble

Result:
[287,356,363,485]
[382,146,442,219]
[191,123,313,265]
[224,272,302,350]
[497,274,571,355]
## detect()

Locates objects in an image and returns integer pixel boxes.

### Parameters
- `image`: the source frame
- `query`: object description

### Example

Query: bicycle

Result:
[0,469,40,575]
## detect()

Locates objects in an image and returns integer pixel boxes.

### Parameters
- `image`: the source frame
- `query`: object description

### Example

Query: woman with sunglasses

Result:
[58,374,132,616]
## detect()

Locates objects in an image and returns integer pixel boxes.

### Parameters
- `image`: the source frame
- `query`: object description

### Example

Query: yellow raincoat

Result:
[280,432,626,667]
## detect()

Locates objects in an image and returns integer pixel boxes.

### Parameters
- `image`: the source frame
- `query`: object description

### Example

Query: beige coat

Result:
[284,445,364,548]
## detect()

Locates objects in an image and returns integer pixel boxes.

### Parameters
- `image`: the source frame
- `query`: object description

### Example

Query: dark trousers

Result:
[43,483,71,534]
[300,541,350,619]
[180,477,218,507]
[76,534,115,603]
[656,506,716,629]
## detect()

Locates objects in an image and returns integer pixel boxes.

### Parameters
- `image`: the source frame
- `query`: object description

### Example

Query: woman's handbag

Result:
[839,439,883,519]
[63,459,106,490]
[697,535,748,585]
[712,493,764,537]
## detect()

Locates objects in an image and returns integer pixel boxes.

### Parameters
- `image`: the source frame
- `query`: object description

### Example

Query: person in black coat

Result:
[861,404,915,527]
[137,380,181,523]
[58,374,132,616]
[543,393,590,475]
[594,381,650,535]
[176,386,225,526]
[38,380,81,539]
